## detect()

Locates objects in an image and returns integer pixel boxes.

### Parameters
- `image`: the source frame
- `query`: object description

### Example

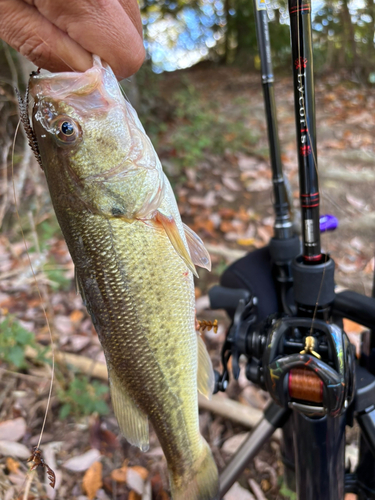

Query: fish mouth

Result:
[29,55,123,115]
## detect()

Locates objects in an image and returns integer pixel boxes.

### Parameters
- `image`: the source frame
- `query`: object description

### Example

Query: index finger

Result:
[31,0,145,79]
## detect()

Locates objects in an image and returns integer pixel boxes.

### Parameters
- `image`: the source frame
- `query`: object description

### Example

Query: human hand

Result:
[0,0,145,79]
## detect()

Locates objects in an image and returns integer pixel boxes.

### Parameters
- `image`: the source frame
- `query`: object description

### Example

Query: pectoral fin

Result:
[197,334,215,400]
[183,223,211,271]
[155,210,199,278]
[109,370,149,451]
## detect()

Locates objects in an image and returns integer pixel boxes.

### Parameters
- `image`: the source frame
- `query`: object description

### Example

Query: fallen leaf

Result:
[83,461,103,500]
[0,418,26,442]
[257,226,272,244]
[350,237,365,252]
[260,479,271,492]
[130,465,149,481]
[43,442,63,499]
[63,448,101,472]
[222,433,249,455]
[151,473,169,499]
[128,492,142,500]
[224,482,255,499]
[222,176,242,192]
[189,191,216,208]
[54,315,73,336]
[111,464,128,483]
[142,480,152,500]
[145,446,164,458]
[0,441,30,459]
[70,309,84,323]
[127,467,145,495]
[69,335,91,352]
[237,238,255,246]
[8,470,27,486]
[245,178,272,192]
[249,478,267,500]
[89,417,119,456]
[4,486,16,500]
[254,457,278,488]
[237,155,260,171]
[6,457,20,473]
[346,194,366,211]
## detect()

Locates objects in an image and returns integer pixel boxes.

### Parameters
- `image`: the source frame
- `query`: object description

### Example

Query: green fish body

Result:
[27,57,219,500]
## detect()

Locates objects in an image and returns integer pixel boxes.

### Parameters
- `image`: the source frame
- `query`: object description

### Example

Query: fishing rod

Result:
[209,0,375,498]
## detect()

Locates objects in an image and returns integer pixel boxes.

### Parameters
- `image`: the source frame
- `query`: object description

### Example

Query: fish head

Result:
[29,56,164,218]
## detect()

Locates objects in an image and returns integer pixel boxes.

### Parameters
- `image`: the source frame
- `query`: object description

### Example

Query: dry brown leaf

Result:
[82,461,103,500]
[222,176,242,192]
[237,238,255,246]
[70,309,84,323]
[224,482,255,500]
[62,448,101,472]
[128,492,142,500]
[249,478,267,500]
[126,467,145,494]
[6,457,20,473]
[222,433,249,455]
[0,418,26,442]
[130,465,149,481]
[110,464,128,483]
[0,441,30,459]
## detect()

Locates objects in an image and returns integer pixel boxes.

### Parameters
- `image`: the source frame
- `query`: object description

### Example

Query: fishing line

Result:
[11,117,55,455]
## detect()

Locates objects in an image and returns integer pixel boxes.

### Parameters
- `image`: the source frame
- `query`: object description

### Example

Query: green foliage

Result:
[279,483,297,500]
[164,82,256,169]
[0,316,48,368]
[36,217,62,251]
[44,261,71,292]
[58,375,109,419]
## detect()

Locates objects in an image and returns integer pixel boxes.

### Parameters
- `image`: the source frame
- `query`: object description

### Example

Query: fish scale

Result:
[71,212,201,470]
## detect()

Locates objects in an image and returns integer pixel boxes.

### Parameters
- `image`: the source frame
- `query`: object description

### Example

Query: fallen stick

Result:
[198,393,262,428]
[25,346,263,429]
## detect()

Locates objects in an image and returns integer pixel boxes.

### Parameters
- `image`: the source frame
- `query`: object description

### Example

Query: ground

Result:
[0,64,374,499]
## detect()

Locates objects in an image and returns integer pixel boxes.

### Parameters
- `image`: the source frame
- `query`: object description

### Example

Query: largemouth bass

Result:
[20,56,219,500]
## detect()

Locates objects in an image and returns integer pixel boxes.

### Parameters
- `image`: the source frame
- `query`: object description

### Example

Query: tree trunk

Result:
[341,0,357,71]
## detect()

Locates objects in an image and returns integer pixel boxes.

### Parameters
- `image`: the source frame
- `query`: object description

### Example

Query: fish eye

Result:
[52,116,81,145]
[61,121,74,136]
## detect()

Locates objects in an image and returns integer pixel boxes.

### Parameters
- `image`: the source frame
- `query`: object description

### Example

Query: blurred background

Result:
[0,1,374,498]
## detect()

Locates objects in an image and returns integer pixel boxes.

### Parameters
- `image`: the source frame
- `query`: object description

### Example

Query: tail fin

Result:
[170,439,219,500]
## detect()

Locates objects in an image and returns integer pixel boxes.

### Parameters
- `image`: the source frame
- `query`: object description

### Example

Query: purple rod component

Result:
[320,214,338,232]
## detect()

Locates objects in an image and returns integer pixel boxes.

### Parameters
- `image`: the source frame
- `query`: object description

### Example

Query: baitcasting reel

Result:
[210,286,356,418]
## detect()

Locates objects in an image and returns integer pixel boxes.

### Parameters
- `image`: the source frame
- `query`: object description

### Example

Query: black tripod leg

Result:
[219,402,289,497]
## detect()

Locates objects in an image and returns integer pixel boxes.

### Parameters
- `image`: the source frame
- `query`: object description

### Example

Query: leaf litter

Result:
[0,64,373,499]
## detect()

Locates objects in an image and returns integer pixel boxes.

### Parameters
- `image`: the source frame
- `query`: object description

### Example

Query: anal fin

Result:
[183,223,211,271]
[155,210,199,278]
[197,335,215,400]
[109,370,149,451]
